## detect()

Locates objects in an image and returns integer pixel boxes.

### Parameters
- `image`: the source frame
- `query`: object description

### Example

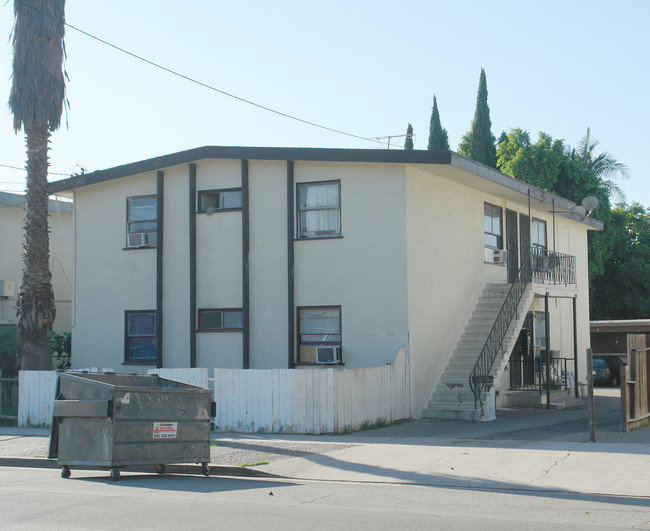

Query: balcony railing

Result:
[531,248,576,286]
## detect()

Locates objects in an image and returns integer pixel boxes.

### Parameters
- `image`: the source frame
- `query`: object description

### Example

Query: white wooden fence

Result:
[17,352,411,433]
[18,370,57,427]
[214,349,410,434]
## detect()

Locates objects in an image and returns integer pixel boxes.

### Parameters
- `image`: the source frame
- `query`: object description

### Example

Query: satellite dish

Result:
[574,205,586,216]
[582,196,599,214]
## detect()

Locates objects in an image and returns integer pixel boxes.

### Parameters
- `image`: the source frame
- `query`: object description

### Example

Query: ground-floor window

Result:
[125,310,157,364]
[534,312,547,349]
[297,306,342,364]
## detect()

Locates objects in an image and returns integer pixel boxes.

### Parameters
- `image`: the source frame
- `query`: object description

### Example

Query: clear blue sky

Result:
[1,0,648,207]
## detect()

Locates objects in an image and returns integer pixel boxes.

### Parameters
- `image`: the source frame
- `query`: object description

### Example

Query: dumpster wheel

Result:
[61,466,71,479]
[202,464,210,476]
[110,468,120,482]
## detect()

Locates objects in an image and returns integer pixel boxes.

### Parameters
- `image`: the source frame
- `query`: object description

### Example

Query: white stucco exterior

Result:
[54,147,599,417]
[0,192,72,334]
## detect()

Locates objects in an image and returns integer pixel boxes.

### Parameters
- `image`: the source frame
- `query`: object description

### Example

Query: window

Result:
[127,195,157,248]
[484,203,502,249]
[198,188,242,213]
[197,308,243,331]
[297,306,341,364]
[534,312,547,349]
[297,181,341,239]
[532,218,547,252]
[125,311,157,363]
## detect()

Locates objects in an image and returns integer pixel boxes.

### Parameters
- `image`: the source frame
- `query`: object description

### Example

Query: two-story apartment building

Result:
[0,191,73,334]
[48,147,602,420]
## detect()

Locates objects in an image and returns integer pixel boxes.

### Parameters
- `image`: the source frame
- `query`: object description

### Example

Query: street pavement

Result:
[1,388,648,500]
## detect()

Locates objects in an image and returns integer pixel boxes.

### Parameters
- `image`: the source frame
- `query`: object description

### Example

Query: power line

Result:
[14,0,376,145]
[0,163,70,176]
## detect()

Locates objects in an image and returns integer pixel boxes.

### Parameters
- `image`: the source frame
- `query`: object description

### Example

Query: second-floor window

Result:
[297,181,341,239]
[198,188,242,213]
[484,203,502,249]
[532,218,547,253]
[127,195,157,248]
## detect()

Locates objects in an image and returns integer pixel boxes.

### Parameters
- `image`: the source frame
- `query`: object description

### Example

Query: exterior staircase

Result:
[423,282,535,421]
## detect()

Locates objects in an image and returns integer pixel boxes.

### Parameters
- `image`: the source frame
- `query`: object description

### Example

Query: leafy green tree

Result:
[496,127,615,301]
[404,123,414,150]
[427,96,449,150]
[9,0,67,370]
[458,69,497,167]
[590,204,650,319]
[497,130,565,191]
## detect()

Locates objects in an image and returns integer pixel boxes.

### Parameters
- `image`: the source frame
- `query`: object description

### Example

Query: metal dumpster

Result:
[49,372,214,481]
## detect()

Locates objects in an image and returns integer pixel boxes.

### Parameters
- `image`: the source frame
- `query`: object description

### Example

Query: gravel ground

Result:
[210,439,355,466]
[0,432,356,467]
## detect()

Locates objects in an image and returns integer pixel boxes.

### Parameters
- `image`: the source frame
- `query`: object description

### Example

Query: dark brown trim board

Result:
[287,160,295,369]
[242,159,250,369]
[156,171,164,368]
[189,163,197,368]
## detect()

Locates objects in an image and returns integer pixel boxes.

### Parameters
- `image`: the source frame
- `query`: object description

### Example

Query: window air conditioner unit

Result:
[316,346,342,364]
[127,232,149,248]
[485,248,507,264]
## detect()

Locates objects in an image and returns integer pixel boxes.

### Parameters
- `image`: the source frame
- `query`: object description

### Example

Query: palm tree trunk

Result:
[19,123,55,370]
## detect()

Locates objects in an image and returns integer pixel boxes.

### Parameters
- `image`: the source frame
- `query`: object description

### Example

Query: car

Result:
[592,355,625,387]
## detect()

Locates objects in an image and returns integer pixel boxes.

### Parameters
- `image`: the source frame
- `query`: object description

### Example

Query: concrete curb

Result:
[0,457,279,479]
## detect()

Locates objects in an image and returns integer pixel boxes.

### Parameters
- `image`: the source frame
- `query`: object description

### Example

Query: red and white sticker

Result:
[152,422,177,439]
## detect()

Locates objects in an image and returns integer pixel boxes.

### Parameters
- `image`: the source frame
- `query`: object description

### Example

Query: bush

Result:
[51,331,72,370]
[0,326,21,378]
[0,327,72,374]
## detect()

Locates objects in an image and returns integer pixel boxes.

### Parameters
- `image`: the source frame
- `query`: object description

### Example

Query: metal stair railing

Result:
[469,249,532,415]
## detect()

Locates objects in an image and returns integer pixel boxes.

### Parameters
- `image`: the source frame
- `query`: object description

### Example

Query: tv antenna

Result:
[373,133,414,150]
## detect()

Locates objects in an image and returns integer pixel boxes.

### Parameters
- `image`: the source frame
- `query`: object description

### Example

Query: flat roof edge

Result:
[47,146,453,193]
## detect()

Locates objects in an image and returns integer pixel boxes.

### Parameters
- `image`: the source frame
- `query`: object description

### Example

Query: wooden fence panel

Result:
[16,349,411,433]
[622,334,650,430]
[212,348,410,434]
[18,370,57,427]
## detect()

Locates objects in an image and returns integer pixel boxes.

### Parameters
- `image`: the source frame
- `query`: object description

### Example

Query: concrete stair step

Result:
[423,403,480,421]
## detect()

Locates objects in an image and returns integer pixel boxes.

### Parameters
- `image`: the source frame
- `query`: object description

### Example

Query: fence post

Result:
[620,360,629,432]
[587,348,596,442]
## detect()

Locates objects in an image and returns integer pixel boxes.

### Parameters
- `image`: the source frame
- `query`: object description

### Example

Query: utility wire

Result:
[14,0,376,145]
[0,163,70,176]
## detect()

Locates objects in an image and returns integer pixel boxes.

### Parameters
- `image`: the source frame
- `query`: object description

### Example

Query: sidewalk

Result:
[1,390,648,498]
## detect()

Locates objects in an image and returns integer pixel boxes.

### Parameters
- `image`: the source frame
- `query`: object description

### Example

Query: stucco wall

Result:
[194,159,243,369]
[248,160,288,369]
[406,166,505,414]
[293,162,409,369]
[406,165,594,414]
[72,173,158,370]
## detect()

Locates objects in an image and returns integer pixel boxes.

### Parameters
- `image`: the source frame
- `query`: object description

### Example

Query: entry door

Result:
[506,209,518,282]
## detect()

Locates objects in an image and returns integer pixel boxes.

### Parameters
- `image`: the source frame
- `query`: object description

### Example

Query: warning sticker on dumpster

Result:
[152,422,177,439]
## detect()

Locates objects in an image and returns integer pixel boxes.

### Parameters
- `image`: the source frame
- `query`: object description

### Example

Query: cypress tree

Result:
[458,68,497,167]
[427,95,449,150]
[404,123,414,150]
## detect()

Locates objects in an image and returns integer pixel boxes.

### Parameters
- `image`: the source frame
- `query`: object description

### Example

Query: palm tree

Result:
[569,127,630,202]
[9,0,67,370]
